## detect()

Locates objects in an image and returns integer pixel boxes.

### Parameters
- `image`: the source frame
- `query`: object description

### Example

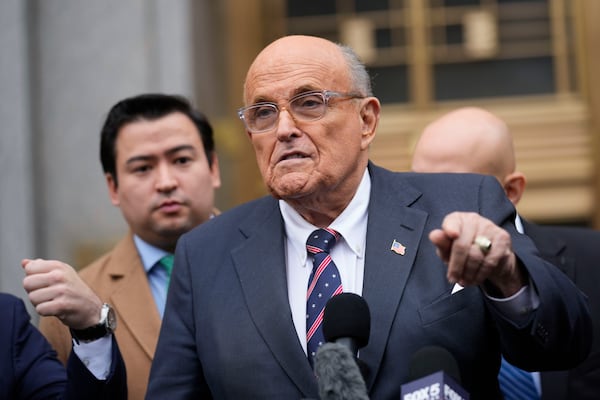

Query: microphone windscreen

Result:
[314,342,369,400]
[408,345,461,384]
[323,293,370,348]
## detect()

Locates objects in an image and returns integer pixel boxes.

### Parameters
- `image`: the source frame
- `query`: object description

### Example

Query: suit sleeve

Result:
[2,294,126,400]
[478,175,593,371]
[64,335,127,400]
[38,314,73,365]
[4,295,66,399]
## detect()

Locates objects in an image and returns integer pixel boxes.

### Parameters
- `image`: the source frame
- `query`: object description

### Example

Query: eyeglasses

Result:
[237,90,365,134]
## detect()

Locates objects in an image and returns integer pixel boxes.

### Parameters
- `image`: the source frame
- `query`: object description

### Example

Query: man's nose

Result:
[275,109,300,140]
[155,164,177,192]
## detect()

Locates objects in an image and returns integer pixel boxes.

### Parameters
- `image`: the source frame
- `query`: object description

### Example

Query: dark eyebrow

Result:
[250,96,276,105]
[165,145,196,157]
[293,86,320,96]
[251,86,320,104]
[125,145,197,166]
[125,154,155,166]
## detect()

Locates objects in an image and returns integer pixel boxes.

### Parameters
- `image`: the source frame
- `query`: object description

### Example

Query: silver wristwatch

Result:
[70,303,117,343]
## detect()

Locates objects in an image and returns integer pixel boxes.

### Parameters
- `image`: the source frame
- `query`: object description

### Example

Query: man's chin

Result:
[155,222,192,238]
[268,175,314,200]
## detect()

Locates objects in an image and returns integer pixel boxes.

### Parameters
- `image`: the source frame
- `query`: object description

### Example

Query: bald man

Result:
[412,107,527,206]
[412,107,600,400]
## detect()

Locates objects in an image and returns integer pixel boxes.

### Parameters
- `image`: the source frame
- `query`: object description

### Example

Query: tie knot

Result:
[306,228,339,255]
[159,254,175,277]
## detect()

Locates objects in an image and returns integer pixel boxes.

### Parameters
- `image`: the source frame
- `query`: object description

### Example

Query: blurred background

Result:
[2,0,599,303]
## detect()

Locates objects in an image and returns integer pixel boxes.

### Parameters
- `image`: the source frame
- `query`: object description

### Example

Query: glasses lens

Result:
[290,92,327,121]
[244,104,278,132]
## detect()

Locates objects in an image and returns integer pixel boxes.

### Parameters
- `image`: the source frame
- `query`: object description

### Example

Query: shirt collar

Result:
[515,213,524,234]
[279,168,371,264]
[133,235,171,273]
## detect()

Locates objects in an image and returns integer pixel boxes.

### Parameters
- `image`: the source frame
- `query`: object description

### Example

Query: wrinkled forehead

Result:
[243,36,351,104]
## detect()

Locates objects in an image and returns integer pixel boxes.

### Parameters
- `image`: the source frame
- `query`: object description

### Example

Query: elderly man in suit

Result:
[411,106,600,400]
[146,35,592,399]
[36,93,221,400]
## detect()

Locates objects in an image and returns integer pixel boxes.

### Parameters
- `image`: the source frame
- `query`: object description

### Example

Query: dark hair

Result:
[99,93,215,185]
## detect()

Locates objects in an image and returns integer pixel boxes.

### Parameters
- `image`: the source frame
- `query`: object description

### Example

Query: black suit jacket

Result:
[148,164,592,400]
[522,220,600,400]
[0,293,127,399]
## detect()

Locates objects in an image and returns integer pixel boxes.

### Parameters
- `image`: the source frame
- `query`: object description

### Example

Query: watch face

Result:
[71,303,116,342]
[106,305,117,331]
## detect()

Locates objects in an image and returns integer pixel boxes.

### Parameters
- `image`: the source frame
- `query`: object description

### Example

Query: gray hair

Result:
[337,43,373,97]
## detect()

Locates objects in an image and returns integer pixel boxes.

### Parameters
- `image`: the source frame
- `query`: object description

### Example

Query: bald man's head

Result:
[411,107,526,205]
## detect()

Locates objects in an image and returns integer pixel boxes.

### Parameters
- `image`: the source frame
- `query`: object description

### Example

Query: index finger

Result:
[429,228,452,263]
[441,213,479,283]
[22,259,61,276]
[439,212,464,240]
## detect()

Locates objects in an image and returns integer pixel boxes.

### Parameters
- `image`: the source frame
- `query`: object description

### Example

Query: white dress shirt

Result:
[281,169,370,353]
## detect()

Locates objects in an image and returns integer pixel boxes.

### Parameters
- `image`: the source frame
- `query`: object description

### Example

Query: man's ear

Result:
[105,173,120,206]
[502,171,527,206]
[209,153,222,189]
[359,97,381,150]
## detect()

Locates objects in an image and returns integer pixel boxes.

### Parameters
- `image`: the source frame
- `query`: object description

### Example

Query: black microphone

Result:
[313,293,371,400]
[322,292,370,357]
[400,346,469,400]
[323,292,371,381]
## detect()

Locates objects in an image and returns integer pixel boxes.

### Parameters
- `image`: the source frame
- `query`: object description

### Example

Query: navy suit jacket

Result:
[521,220,600,400]
[0,293,127,399]
[147,164,592,400]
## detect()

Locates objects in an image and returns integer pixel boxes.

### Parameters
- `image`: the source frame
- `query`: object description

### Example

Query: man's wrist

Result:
[70,303,117,344]
[485,256,528,297]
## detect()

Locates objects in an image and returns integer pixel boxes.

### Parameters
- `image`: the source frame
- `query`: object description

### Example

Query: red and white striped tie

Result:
[306,228,343,366]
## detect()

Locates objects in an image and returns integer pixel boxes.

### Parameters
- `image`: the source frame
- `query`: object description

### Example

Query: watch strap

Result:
[70,303,115,343]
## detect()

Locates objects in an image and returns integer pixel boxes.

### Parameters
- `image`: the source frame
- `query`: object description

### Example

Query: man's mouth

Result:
[157,200,183,213]
[279,152,309,162]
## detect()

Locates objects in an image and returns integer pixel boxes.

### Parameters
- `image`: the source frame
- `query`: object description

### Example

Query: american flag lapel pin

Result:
[390,239,406,256]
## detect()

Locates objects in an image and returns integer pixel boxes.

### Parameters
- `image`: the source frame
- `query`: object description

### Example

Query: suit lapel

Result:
[360,164,428,389]
[232,200,317,396]
[107,235,162,359]
[228,167,429,395]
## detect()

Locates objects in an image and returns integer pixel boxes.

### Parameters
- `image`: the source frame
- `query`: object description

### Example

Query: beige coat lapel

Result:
[102,234,162,359]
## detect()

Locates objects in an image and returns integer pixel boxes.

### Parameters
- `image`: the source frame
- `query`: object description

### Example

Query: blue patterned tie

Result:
[306,228,343,366]
[498,356,540,400]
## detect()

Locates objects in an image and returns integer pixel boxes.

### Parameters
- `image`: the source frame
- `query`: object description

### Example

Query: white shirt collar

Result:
[515,213,524,234]
[279,168,370,265]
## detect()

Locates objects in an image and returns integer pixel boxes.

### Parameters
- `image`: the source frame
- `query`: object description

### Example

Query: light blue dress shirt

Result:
[133,235,171,318]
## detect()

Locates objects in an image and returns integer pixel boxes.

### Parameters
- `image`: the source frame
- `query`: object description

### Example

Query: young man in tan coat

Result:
[38,93,221,400]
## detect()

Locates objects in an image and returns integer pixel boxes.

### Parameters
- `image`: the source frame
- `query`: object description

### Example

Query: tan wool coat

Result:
[39,233,161,400]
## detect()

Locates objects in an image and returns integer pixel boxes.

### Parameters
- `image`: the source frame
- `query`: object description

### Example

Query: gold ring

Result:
[474,236,492,254]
